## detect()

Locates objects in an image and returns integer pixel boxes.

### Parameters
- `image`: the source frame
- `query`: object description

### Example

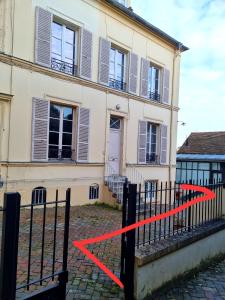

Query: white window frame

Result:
[145,180,157,202]
[109,47,127,85]
[48,103,74,160]
[51,21,78,66]
[146,123,159,164]
[148,64,162,99]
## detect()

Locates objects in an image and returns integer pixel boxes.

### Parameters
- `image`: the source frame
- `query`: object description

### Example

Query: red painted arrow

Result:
[73,184,215,289]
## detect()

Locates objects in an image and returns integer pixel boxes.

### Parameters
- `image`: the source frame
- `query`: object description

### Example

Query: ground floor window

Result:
[176,161,224,183]
[49,103,74,160]
[89,184,99,200]
[146,123,159,164]
[145,180,157,201]
[32,187,47,204]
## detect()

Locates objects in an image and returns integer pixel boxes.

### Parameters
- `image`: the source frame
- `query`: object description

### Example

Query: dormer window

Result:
[109,47,127,91]
[51,22,77,76]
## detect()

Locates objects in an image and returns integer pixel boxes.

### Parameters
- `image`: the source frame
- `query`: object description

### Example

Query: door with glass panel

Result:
[108,116,122,175]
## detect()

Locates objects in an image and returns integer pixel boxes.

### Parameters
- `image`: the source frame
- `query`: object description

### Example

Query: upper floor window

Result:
[49,103,73,160]
[51,22,77,76]
[146,123,159,164]
[109,47,126,91]
[148,65,161,102]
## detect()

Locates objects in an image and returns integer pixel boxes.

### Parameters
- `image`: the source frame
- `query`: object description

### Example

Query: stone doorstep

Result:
[135,219,225,267]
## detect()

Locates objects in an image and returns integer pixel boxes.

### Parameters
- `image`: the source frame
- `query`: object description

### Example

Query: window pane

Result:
[62,146,72,158]
[49,132,59,145]
[110,116,121,129]
[49,146,59,159]
[50,104,60,118]
[63,120,72,133]
[62,133,72,145]
[110,48,116,61]
[198,163,210,170]
[52,22,62,39]
[50,118,60,132]
[63,107,73,120]
[52,37,62,56]
[65,28,74,43]
[151,144,156,153]
[64,43,74,60]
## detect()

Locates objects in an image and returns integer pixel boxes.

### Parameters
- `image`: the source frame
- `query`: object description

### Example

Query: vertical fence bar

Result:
[52,190,58,280]
[188,180,192,232]
[58,188,71,300]
[27,202,34,290]
[120,179,128,283]
[0,193,21,300]
[124,184,137,300]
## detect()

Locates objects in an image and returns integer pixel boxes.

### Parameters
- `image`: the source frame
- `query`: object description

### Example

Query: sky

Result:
[131,0,225,147]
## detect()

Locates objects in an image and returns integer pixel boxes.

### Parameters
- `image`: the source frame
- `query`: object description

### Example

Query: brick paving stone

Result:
[16,205,124,300]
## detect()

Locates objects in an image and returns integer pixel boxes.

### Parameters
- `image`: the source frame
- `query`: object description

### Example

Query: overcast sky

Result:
[131,0,225,147]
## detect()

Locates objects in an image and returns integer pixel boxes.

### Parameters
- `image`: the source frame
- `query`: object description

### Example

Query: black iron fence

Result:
[0,189,71,300]
[120,179,224,300]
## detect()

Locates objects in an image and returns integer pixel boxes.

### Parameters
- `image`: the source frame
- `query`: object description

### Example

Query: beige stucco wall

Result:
[0,0,183,205]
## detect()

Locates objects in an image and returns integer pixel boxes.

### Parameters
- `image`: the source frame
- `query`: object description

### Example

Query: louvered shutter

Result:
[35,7,52,68]
[138,121,147,164]
[32,98,49,161]
[140,58,149,98]
[77,107,90,162]
[80,29,93,80]
[99,37,111,85]
[162,68,170,104]
[128,53,138,94]
[160,124,168,165]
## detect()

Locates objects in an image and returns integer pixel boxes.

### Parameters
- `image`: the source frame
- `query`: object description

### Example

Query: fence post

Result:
[0,192,21,300]
[58,188,71,300]
[120,178,128,284]
[188,180,192,232]
[124,183,137,300]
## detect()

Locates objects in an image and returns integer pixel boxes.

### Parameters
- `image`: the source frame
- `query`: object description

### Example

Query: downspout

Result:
[169,45,181,183]
[5,0,15,192]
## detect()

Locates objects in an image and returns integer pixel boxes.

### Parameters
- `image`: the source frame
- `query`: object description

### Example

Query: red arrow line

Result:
[73,184,215,289]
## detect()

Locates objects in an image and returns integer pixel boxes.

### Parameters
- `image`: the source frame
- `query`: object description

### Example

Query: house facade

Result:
[177,132,225,184]
[0,0,187,205]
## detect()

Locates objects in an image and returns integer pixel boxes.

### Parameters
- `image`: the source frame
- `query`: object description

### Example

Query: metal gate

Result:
[0,189,71,300]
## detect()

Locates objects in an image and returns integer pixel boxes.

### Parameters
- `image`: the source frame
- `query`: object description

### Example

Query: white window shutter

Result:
[99,37,111,85]
[35,7,52,68]
[160,124,168,165]
[140,58,149,98]
[138,121,147,164]
[128,52,138,94]
[77,107,90,162]
[80,28,93,80]
[162,68,170,104]
[32,98,49,161]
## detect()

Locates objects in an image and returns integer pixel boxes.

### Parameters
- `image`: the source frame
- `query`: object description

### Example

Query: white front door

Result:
[108,116,122,175]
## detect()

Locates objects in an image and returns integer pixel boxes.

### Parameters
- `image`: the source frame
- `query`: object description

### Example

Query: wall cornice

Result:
[0,53,179,112]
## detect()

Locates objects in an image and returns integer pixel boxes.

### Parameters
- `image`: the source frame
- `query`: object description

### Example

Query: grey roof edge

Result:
[105,0,189,52]
[177,154,225,162]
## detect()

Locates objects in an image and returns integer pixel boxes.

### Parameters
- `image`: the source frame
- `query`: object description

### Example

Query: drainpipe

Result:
[169,46,181,183]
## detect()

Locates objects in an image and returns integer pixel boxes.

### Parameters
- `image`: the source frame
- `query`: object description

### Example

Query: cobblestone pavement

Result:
[16,205,124,300]
[151,259,225,300]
